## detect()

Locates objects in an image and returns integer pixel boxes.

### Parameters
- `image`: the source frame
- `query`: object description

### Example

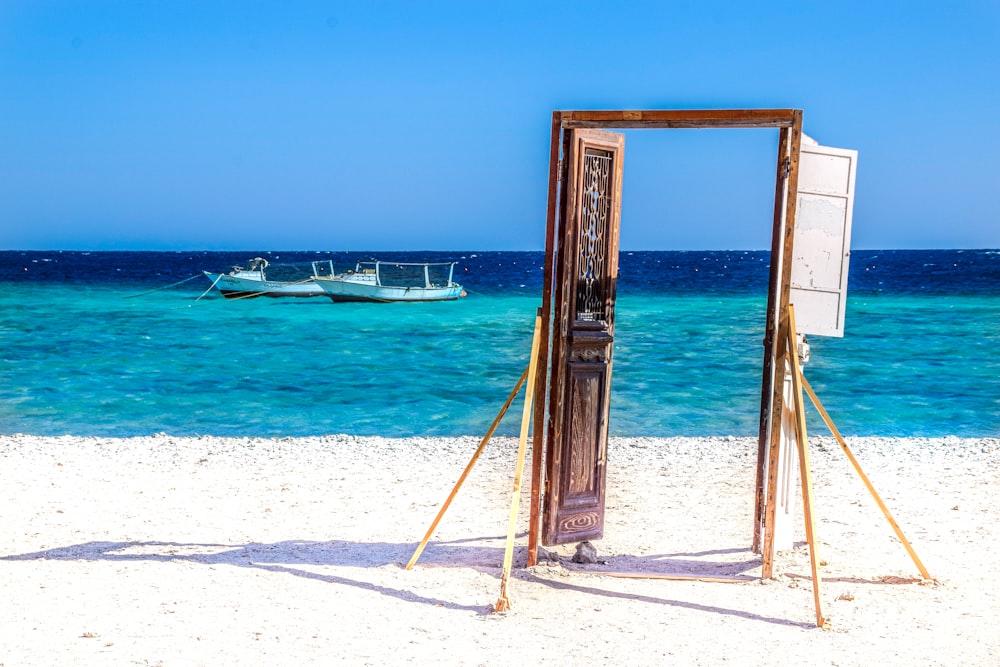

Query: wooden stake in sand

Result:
[495,312,543,612]
[405,366,531,571]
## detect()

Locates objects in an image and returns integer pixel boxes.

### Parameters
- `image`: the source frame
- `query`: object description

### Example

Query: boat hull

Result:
[313,276,464,302]
[203,272,324,298]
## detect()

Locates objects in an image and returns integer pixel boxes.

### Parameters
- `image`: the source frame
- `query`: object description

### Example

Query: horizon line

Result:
[2,246,997,253]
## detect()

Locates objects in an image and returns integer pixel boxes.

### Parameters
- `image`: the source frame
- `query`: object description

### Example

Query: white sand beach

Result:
[1,433,997,665]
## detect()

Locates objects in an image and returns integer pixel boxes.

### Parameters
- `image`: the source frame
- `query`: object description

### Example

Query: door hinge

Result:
[782,157,790,180]
[557,159,564,181]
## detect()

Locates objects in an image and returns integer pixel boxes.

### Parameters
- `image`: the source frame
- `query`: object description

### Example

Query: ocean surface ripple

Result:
[1,249,997,438]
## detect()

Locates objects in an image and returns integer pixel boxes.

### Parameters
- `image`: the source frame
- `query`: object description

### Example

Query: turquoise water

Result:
[803,293,999,436]
[1,250,997,438]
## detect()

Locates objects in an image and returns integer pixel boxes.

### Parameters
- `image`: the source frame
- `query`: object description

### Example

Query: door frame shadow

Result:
[1,538,819,626]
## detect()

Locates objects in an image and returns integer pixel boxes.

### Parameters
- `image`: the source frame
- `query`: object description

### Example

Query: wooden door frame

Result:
[527,109,804,579]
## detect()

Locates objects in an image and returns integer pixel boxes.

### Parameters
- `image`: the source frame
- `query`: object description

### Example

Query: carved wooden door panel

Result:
[542,129,625,545]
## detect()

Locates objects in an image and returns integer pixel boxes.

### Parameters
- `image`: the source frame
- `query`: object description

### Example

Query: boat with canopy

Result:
[311,260,466,302]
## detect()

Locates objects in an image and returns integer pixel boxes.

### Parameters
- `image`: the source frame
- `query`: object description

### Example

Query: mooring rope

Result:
[173,276,316,310]
[123,274,202,298]
[193,273,224,302]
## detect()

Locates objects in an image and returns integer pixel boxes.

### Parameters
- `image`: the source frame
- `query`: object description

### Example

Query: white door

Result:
[790,137,858,338]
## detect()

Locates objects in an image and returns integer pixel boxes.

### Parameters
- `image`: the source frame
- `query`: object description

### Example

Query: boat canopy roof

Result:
[356,260,457,267]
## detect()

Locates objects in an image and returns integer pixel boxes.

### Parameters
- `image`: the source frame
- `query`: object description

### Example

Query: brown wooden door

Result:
[542,129,625,545]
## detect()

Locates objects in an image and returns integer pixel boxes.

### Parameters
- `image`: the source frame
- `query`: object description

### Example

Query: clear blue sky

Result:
[2,1,998,251]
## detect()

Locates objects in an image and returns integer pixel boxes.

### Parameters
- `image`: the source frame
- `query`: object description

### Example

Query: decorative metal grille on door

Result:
[576,149,613,324]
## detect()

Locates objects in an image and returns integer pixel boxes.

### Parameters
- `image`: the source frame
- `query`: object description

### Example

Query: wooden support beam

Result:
[578,571,756,584]
[800,375,934,582]
[406,367,530,571]
[558,109,798,129]
[787,306,827,629]
[496,313,544,612]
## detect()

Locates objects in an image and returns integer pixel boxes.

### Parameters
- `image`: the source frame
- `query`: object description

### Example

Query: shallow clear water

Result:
[1,250,997,437]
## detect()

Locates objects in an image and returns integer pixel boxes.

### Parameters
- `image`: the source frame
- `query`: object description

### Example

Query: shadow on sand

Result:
[2,537,815,626]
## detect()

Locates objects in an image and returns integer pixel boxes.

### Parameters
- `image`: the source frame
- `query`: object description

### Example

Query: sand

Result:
[1,433,997,665]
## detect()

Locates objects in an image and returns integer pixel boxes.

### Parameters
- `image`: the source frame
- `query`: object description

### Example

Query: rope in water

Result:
[193,273,224,302]
[170,273,316,310]
[123,274,202,298]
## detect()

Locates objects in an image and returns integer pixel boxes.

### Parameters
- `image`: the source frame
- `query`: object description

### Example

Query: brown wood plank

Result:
[761,111,804,578]
[543,128,576,545]
[563,362,606,497]
[559,108,797,129]
[528,113,564,567]
[582,571,757,584]
[753,126,791,554]
[760,327,786,579]
[779,111,804,340]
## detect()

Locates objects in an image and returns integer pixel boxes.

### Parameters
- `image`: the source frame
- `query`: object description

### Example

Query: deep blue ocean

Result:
[1,249,997,438]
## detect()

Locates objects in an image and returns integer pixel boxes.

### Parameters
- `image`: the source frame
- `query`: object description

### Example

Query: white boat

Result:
[311,261,466,302]
[203,257,328,298]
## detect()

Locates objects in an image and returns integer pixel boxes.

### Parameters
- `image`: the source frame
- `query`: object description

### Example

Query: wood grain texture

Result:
[528,113,565,567]
[542,129,623,546]
[761,111,804,578]
[754,126,793,554]
[559,109,797,129]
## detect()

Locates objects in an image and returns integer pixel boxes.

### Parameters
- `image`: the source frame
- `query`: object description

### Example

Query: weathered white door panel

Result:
[790,142,858,337]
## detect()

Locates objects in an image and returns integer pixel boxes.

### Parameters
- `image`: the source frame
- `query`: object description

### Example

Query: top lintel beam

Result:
[558,109,798,130]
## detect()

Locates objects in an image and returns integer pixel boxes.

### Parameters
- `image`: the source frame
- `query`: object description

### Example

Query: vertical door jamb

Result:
[754,126,791,553]
[760,110,803,577]
[528,112,564,566]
